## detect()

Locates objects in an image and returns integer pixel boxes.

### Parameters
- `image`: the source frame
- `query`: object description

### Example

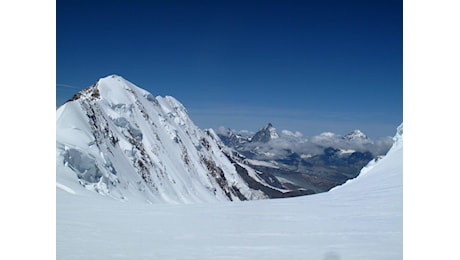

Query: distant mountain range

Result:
[217,123,392,193]
[56,75,393,203]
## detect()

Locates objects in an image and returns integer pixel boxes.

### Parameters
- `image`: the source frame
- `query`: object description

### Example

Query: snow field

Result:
[57,124,402,259]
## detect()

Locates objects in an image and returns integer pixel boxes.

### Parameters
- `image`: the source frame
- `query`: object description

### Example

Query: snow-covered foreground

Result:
[57,127,402,259]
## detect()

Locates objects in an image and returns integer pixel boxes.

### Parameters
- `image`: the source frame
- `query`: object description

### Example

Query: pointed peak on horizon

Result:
[252,123,279,143]
[343,129,370,142]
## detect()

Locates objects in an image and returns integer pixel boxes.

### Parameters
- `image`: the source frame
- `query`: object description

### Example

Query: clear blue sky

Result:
[57,0,402,139]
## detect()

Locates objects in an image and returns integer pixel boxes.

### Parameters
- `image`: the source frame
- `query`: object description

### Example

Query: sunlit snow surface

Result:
[57,125,402,259]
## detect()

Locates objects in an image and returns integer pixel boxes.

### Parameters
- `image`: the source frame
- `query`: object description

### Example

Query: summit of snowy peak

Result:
[251,123,279,143]
[79,74,155,108]
[343,129,369,141]
[96,74,133,90]
[95,76,188,116]
[97,75,142,93]
[65,74,148,106]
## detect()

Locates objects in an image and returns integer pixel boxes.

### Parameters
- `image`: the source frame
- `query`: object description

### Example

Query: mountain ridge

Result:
[216,122,392,193]
[56,75,315,203]
[57,75,266,203]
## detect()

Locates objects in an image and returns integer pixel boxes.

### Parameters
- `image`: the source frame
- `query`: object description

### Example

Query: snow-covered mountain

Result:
[57,123,403,259]
[342,129,371,143]
[251,123,279,143]
[56,75,287,203]
[218,124,388,156]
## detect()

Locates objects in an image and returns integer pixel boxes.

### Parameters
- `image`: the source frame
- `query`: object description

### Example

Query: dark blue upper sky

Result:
[57,0,402,139]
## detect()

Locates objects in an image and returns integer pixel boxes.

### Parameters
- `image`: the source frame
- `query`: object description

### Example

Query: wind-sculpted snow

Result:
[56,75,271,203]
[57,124,403,259]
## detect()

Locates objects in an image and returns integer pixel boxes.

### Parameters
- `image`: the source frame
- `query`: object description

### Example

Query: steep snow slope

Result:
[57,124,403,259]
[56,75,268,203]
